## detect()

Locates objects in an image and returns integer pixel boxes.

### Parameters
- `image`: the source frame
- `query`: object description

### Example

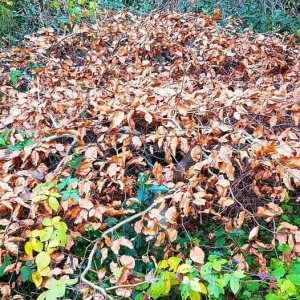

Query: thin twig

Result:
[80,193,177,299]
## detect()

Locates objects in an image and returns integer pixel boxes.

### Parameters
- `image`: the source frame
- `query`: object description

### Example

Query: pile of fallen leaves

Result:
[1,9,300,299]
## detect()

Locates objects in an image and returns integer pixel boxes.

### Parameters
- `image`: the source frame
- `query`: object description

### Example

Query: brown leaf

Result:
[166,228,177,242]
[120,255,135,269]
[110,110,125,129]
[190,246,205,264]
[249,226,259,241]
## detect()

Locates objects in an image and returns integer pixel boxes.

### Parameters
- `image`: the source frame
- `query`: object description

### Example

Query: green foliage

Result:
[37,277,77,300]
[23,216,69,289]
[0,254,11,278]
[0,129,33,151]
[68,153,84,171]
[33,177,79,210]
[144,255,247,299]
[135,172,169,204]
[266,259,300,299]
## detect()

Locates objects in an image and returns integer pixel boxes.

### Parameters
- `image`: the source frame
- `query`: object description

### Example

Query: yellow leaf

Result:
[39,266,50,276]
[32,271,43,288]
[199,282,207,294]
[36,251,50,273]
[31,237,43,253]
[48,196,59,211]
[158,260,168,269]
[177,263,194,274]
[46,247,56,255]
[189,290,200,300]
[25,242,33,257]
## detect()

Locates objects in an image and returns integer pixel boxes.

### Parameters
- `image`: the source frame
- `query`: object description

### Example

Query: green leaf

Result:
[39,227,54,242]
[37,290,48,300]
[212,260,222,271]
[232,270,246,279]
[148,185,169,194]
[51,230,67,247]
[61,192,70,201]
[177,263,194,274]
[266,294,281,300]
[148,278,167,299]
[286,274,300,285]
[70,192,79,201]
[167,257,182,272]
[54,221,68,232]
[36,251,50,273]
[271,267,286,278]
[290,263,300,274]
[42,218,53,226]
[21,265,31,282]
[230,276,240,294]
[48,196,59,211]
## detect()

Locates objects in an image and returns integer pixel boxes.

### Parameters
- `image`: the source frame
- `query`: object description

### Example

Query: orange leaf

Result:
[280,157,300,169]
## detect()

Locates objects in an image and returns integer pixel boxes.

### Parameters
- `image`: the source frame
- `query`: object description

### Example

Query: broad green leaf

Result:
[36,251,50,273]
[232,270,246,279]
[45,277,59,289]
[230,276,240,294]
[59,278,77,286]
[177,263,194,274]
[61,192,70,201]
[280,279,296,294]
[70,192,79,201]
[212,260,222,271]
[290,263,300,274]
[54,221,68,232]
[148,278,167,299]
[33,194,48,202]
[220,273,231,287]
[51,230,67,246]
[51,216,61,225]
[266,294,281,300]
[271,267,286,278]
[32,271,43,288]
[39,227,53,242]
[42,218,53,226]
[37,291,48,300]
[48,196,59,211]
[21,265,31,282]
[286,274,300,285]
[47,285,65,299]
